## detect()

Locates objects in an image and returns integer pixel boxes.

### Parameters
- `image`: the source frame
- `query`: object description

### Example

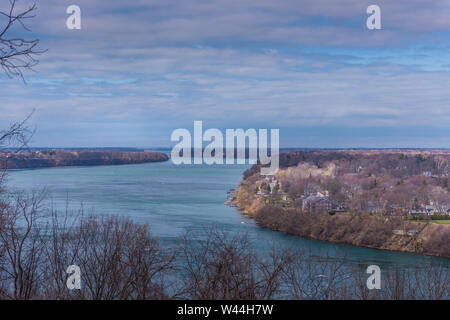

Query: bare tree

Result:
[178,228,292,300]
[0,112,33,150]
[0,112,34,192]
[0,0,44,80]
[0,191,46,299]
[434,156,449,176]
[282,250,351,300]
[0,0,40,171]
[65,215,175,300]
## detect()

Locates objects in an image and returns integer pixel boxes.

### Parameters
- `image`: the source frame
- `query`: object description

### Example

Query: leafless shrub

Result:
[282,250,353,300]
[0,199,447,300]
[349,262,449,300]
[0,200,175,300]
[0,190,45,299]
[410,263,449,300]
[178,228,292,300]
[0,113,34,194]
[59,215,175,300]
[38,204,84,299]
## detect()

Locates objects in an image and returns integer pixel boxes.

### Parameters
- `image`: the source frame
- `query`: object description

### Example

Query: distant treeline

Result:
[0,147,146,152]
[0,150,168,169]
[243,149,450,177]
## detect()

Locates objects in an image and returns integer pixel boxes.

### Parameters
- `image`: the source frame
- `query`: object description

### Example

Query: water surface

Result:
[7,161,449,270]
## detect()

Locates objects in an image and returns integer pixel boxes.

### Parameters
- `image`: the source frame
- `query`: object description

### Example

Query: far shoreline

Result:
[0,149,169,170]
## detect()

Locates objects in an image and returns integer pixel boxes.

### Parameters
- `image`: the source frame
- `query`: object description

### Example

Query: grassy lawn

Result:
[431,220,450,225]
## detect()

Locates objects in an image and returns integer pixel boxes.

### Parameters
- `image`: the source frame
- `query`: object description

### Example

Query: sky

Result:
[1,0,450,148]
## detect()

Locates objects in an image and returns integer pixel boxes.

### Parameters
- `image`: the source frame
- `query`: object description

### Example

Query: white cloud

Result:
[1,0,449,147]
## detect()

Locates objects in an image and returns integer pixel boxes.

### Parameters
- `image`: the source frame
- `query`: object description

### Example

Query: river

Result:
[6,161,449,271]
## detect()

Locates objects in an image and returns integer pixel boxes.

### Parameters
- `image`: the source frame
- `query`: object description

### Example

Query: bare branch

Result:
[0,0,45,80]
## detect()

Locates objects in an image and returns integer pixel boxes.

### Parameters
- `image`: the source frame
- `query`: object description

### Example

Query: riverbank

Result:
[229,188,450,259]
[0,150,168,169]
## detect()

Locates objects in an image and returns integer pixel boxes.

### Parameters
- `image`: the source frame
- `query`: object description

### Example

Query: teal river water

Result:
[6,160,449,271]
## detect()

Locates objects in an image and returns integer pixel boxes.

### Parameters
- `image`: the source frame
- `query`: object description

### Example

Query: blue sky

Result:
[1,0,450,148]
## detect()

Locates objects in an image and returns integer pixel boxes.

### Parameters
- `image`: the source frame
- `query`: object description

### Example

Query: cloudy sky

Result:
[1,0,450,148]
